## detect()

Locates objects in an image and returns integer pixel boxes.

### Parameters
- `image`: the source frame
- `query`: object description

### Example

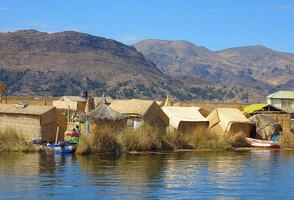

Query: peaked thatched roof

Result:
[109,99,169,126]
[207,108,249,129]
[82,104,127,121]
[109,99,157,115]
[0,104,55,115]
[162,106,208,129]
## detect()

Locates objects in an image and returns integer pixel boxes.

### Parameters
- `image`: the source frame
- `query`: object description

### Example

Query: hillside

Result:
[216,46,294,89]
[0,30,275,103]
[134,40,294,95]
[0,30,169,99]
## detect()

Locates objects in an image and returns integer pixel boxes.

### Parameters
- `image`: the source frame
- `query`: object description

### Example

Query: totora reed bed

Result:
[2,125,294,154]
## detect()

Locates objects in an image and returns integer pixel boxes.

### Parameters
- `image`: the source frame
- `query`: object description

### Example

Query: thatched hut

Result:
[52,96,87,122]
[162,106,209,134]
[82,103,127,134]
[207,108,250,137]
[53,96,86,112]
[0,104,67,142]
[109,99,169,130]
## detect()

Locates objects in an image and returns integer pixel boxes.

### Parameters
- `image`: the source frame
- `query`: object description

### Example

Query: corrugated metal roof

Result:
[243,104,268,114]
[0,104,54,115]
[267,91,294,99]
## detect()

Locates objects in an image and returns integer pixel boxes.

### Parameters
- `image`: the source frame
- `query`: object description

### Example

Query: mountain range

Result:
[134,40,294,90]
[0,30,293,103]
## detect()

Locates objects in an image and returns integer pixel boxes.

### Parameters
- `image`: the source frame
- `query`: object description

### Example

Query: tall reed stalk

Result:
[118,124,173,152]
[76,128,121,154]
[278,132,294,148]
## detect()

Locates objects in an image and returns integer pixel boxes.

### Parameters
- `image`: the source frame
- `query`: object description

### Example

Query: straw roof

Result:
[109,99,169,126]
[207,108,249,130]
[0,104,55,115]
[162,106,208,129]
[109,99,157,116]
[82,104,127,121]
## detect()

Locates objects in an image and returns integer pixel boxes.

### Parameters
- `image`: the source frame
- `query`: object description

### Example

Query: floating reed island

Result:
[0,95,293,154]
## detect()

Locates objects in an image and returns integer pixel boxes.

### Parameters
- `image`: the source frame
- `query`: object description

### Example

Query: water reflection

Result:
[1,150,294,199]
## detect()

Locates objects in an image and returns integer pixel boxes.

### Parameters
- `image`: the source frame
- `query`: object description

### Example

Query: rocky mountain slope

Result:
[0,30,167,98]
[216,46,294,89]
[0,30,287,103]
[134,40,294,92]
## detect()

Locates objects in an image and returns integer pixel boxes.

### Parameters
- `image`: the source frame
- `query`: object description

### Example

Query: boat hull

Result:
[246,138,282,149]
[48,142,77,154]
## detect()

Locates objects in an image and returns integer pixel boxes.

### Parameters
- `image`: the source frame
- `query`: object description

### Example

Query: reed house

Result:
[109,99,169,130]
[0,104,67,142]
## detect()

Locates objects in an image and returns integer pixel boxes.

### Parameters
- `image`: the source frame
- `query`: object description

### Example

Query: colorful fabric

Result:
[69,137,79,143]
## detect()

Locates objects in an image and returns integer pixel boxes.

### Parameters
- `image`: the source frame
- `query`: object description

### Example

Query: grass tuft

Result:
[119,124,173,152]
[77,128,121,155]
[0,128,42,152]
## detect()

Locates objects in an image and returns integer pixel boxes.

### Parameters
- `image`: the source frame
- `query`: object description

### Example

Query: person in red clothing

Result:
[70,128,79,138]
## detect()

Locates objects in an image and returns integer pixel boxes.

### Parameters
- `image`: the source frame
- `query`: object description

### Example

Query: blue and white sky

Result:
[1,0,294,53]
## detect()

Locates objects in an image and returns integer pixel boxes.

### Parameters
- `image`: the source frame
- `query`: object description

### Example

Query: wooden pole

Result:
[55,126,60,144]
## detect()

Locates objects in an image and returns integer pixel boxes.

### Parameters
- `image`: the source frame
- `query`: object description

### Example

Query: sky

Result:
[1,0,294,53]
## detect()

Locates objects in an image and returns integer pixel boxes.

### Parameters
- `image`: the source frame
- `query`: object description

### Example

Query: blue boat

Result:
[48,141,77,154]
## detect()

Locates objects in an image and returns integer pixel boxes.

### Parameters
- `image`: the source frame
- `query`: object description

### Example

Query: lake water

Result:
[1,149,294,199]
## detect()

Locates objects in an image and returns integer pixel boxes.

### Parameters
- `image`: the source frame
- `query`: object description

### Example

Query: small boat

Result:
[47,142,77,154]
[48,127,79,154]
[246,137,282,149]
